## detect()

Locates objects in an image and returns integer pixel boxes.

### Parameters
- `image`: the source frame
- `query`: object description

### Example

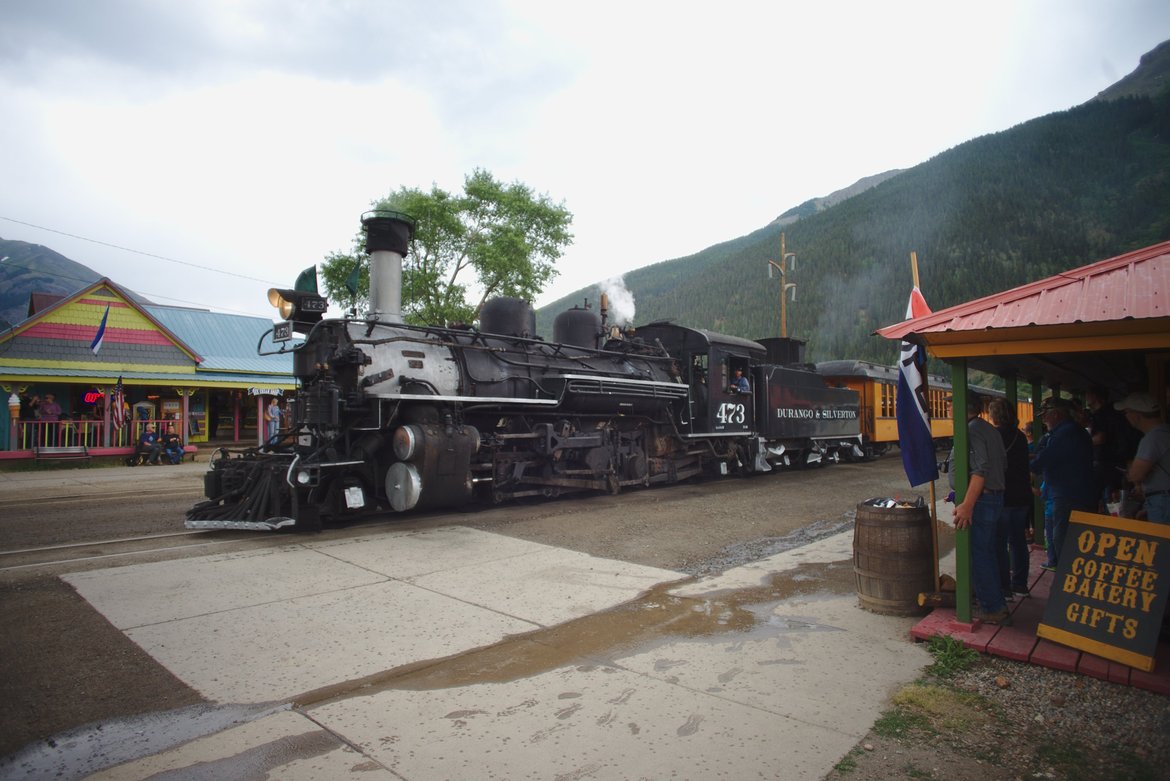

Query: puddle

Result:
[125,730,343,781]
[296,558,858,708]
[0,702,289,781]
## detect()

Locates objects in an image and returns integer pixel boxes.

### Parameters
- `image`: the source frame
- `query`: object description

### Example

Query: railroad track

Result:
[0,530,255,573]
[0,487,199,510]
[0,513,406,574]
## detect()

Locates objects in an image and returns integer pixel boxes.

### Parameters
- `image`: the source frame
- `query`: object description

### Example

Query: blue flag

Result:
[90,304,110,355]
[896,288,938,487]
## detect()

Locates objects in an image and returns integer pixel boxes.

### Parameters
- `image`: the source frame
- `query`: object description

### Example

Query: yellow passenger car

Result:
[815,360,1031,458]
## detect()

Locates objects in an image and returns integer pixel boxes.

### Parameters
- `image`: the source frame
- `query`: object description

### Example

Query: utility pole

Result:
[767,233,797,337]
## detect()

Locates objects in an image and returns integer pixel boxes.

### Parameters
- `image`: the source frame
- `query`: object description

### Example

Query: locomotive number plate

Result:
[716,403,746,425]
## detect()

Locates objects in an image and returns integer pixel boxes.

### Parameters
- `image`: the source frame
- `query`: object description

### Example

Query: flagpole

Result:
[910,252,941,591]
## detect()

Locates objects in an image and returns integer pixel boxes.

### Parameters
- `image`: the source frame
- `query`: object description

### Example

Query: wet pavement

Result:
[7,519,935,780]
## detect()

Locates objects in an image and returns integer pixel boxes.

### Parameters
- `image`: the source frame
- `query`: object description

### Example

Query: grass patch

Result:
[924,634,980,678]
[884,682,993,736]
[872,707,932,738]
[832,748,861,774]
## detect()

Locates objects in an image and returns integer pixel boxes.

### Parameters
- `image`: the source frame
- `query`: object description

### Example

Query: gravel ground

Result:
[826,650,1170,781]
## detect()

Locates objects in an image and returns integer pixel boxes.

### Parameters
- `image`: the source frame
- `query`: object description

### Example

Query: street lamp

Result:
[767,233,797,338]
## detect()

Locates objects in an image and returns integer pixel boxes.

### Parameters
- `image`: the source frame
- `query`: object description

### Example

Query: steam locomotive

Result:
[186,211,862,531]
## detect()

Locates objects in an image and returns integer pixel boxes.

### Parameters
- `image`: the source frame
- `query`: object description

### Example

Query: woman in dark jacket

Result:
[991,399,1033,595]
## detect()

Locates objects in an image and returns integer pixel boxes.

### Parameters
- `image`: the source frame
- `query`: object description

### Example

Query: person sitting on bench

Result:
[161,424,184,465]
[135,425,162,465]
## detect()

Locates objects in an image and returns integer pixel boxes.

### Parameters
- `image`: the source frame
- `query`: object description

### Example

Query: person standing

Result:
[990,399,1033,596]
[952,395,1010,624]
[265,398,282,443]
[1086,386,1139,511]
[1116,392,1170,524]
[37,393,61,421]
[1029,397,1096,568]
[37,392,62,445]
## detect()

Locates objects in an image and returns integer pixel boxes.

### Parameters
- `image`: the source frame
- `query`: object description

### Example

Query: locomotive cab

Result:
[634,323,764,437]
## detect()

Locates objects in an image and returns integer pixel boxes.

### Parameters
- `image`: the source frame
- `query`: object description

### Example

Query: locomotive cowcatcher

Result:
[186,211,861,531]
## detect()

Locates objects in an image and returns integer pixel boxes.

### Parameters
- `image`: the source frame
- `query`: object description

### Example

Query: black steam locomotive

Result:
[186,211,861,531]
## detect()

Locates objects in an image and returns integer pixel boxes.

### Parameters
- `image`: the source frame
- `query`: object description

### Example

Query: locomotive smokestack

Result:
[361,210,416,323]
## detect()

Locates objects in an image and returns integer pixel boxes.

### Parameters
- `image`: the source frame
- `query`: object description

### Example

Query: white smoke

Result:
[600,275,636,325]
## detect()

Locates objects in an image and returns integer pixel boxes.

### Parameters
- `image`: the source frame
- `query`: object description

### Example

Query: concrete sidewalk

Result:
[11,516,934,780]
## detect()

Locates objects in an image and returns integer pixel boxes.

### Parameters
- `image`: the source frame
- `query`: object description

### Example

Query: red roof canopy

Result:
[877,241,1170,396]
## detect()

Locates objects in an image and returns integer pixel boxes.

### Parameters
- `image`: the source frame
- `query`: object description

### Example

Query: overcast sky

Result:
[1,1,1168,322]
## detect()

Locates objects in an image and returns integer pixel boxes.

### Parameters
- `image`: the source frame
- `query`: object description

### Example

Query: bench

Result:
[33,444,92,466]
[130,445,199,465]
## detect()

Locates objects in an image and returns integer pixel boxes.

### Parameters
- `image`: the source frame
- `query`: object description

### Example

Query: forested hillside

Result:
[538,66,1170,367]
[0,242,103,330]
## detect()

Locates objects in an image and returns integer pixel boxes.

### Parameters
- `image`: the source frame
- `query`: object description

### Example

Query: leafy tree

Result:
[320,169,573,325]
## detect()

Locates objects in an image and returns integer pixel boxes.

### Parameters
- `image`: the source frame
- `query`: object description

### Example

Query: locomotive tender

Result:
[186,211,862,531]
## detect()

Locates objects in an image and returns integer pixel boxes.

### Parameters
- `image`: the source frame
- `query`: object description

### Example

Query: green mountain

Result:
[537,39,1170,368]
[0,242,104,330]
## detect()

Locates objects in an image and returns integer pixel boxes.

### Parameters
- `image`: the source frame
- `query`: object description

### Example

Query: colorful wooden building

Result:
[0,277,294,459]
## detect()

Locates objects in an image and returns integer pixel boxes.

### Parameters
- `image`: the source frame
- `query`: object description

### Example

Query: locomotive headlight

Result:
[268,289,296,319]
[295,469,313,486]
[267,287,328,331]
[268,267,328,333]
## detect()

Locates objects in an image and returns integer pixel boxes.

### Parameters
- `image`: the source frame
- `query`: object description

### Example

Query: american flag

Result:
[111,376,126,430]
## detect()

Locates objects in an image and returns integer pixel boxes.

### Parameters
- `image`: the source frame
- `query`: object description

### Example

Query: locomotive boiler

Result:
[186,210,862,531]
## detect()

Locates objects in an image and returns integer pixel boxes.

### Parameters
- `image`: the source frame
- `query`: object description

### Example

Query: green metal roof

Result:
[145,306,294,376]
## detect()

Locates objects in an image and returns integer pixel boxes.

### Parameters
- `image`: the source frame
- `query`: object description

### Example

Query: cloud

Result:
[0,0,1167,323]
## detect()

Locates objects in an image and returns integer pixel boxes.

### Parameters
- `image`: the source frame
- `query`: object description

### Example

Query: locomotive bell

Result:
[362,210,416,323]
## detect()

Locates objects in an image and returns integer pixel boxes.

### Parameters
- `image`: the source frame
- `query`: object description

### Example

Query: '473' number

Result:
[716,403,745,425]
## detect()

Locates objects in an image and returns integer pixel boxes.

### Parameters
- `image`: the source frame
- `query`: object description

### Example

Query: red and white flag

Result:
[110,376,126,430]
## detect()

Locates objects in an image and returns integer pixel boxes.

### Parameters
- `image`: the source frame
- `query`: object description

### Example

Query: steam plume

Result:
[600,276,636,325]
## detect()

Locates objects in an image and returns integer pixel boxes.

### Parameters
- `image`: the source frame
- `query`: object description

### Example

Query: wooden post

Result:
[952,362,971,622]
[910,252,941,591]
[767,235,796,339]
[1032,378,1044,543]
[780,233,788,338]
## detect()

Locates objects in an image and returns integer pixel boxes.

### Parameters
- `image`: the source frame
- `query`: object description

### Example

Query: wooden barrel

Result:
[853,503,934,616]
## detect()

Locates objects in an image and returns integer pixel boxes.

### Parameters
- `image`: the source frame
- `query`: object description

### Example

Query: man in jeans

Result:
[952,395,1010,624]
[1030,397,1096,567]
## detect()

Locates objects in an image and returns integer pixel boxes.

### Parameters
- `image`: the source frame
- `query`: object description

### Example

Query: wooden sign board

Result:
[1038,511,1170,671]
